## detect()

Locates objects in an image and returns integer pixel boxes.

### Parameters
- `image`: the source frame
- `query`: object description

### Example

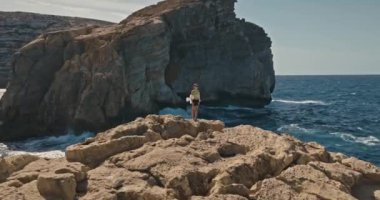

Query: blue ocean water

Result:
[161,75,380,165]
[2,75,380,166]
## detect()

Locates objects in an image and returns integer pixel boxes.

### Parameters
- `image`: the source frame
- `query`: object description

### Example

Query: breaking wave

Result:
[0,88,5,99]
[204,105,255,111]
[0,131,94,158]
[272,99,329,106]
[277,124,380,147]
[330,132,380,146]
[159,107,190,118]
[277,124,313,134]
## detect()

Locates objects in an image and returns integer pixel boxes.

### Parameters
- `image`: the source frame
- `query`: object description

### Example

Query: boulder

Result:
[66,135,147,167]
[54,162,89,182]
[0,154,38,182]
[0,0,274,140]
[10,172,39,184]
[1,180,44,200]
[37,173,76,200]
[0,158,89,200]
[342,157,380,181]
[308,161,362,189]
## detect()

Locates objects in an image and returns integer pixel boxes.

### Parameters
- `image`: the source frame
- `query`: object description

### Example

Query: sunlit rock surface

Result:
[0,115,379,200]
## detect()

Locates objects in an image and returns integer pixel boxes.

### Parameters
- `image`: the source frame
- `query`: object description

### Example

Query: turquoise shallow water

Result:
[2,75,380,166]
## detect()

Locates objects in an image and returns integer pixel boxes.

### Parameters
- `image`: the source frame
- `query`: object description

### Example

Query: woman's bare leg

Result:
[192,105,196,121]
[194,105,199,121]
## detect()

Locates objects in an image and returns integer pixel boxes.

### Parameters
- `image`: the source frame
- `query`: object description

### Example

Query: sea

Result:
[1,75,380,166]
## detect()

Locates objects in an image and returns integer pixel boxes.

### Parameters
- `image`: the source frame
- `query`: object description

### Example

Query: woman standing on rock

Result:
[190,83,201,121]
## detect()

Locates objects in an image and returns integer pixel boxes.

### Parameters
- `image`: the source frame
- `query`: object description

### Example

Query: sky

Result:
[1,0,379,75]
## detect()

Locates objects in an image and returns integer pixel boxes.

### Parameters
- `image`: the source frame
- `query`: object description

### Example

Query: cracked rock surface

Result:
[0,115,379,200]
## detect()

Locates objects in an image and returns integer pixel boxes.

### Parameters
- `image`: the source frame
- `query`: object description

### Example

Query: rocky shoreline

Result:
[1,115,379,200]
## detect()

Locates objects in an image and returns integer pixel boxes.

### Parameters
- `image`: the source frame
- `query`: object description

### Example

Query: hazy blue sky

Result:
[1,0,379,75]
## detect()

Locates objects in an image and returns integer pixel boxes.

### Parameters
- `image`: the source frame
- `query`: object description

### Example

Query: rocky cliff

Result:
[0,115,379,200]
[0,11,113,88]
[0,0,275,140]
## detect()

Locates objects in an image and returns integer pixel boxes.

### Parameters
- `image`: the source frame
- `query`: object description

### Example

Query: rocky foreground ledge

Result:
[1,115,380,200]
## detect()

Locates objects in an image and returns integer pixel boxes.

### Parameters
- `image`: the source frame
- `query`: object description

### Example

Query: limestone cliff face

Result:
[1,115,379,200]
[0,0,275,140]
[0,11,113,87]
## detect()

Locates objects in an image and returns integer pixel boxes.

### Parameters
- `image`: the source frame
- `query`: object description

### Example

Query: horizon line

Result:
[276,74,380,76]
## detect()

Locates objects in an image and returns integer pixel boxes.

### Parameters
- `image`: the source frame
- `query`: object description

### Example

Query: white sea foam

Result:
[330,132,380,146]
[0,143,8,158]
[9,132,94,150]
[0,89,5,99]
[0,89,4,126]
[272,99,329,106]
[0,131,94,158]
[204,105,254,111]
[159,107,191,118]
[1,142,64,158]
[277,124,314,134]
